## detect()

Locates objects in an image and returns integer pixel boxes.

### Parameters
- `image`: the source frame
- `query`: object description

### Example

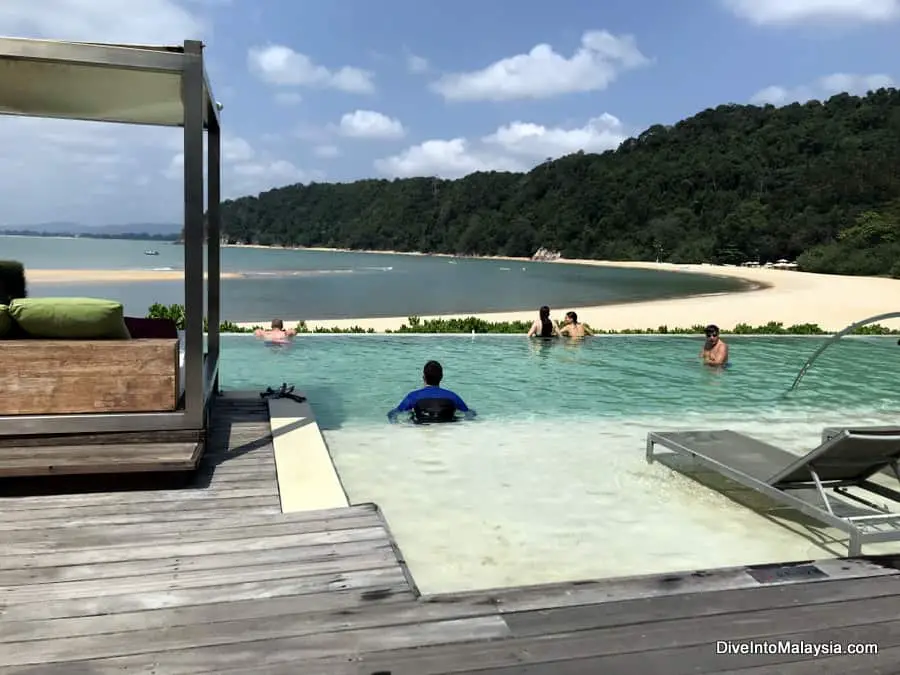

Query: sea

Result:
[1,236,748,320]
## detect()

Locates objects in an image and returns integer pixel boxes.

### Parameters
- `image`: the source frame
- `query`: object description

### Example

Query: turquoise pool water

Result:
[221,335,900,593]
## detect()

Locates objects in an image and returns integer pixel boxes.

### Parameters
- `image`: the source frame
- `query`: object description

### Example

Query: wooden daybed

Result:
[0,303,203,477]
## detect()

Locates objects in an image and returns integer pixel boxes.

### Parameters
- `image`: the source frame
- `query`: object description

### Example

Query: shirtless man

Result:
[700,324,729,366]
[558,311,593,338]
[254,319,296,344]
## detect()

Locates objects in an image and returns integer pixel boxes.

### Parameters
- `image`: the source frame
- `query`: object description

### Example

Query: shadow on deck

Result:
[0,394,899,674]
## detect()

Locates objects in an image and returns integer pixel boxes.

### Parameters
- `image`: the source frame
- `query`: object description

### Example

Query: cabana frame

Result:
[0,37,221,437]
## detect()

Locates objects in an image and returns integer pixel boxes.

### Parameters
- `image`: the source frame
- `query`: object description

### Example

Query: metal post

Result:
[182,40,206,429]
[206,99,221,396]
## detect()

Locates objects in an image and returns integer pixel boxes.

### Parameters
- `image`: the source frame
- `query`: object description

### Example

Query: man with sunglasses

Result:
[701,324,729,367]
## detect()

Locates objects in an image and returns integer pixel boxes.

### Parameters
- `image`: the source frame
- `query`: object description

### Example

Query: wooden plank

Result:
[3,616,511,672]
[1,583,416,644]
[0,506,287,532]
[0,537,398,588]
[0,513,381,553]
[0,442,202,477]
[0,526,389,569]
[425,557,899,613]
[1,567,409,622]
[0,496,280,520]
[351,590,900,675]
[3,550,400,604]
[502,574,900,637]
[0,339,178,415]
[0,485,283,508]
[431,621,900,675]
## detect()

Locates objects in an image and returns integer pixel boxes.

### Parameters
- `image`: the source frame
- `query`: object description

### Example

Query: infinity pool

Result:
[220,334,900,593]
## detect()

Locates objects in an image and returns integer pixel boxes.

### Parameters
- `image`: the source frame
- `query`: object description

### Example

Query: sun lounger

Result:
[646,428,900,555]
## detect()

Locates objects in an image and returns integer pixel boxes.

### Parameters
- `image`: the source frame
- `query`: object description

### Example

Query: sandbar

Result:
[27,269,243,283]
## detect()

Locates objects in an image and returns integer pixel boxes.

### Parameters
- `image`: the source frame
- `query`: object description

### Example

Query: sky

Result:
[0,0,897,226]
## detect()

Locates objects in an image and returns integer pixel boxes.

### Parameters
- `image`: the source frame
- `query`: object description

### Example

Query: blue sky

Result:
[0,0,897,225]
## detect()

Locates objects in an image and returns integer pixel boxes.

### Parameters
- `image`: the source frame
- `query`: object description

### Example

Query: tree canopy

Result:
[218,88,900,277]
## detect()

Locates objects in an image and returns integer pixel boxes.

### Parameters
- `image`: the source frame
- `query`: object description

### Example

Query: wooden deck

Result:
[2,394,900,674]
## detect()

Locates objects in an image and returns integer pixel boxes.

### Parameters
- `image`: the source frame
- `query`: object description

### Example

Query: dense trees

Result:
[218,88,900,276]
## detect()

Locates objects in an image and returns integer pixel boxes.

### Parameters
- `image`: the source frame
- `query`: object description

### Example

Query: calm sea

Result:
[1,236,749,320]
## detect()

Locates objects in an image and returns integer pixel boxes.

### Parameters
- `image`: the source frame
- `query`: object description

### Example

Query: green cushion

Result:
[0,304,10,338]
[9,297,131,339]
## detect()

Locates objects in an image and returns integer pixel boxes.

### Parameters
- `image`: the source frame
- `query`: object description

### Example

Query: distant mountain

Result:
[0,222,181,236]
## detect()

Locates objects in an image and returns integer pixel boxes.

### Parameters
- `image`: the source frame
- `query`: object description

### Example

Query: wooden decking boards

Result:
[1,394,899,673]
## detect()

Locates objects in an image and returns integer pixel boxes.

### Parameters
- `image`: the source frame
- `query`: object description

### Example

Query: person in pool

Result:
[526,305,561,338]
[254,319,296,345]
[387,360,476,424]
[558,311,593,338]
[700,324,729,367]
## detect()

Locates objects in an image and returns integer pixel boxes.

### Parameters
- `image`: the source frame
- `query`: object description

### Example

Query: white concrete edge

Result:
[266,391,350,513]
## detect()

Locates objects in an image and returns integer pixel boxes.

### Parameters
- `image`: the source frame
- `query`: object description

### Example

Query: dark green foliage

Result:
[145,304,900,335]
[0,260,26,305]
[215,89,900,277]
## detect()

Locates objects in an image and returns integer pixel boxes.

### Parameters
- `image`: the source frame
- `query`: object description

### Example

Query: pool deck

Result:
[2,393,900,673]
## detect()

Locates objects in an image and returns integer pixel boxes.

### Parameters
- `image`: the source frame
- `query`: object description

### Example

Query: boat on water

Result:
[144,250,159,256]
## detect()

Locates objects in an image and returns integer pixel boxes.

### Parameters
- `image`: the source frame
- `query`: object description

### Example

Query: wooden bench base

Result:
[0,441,204,477]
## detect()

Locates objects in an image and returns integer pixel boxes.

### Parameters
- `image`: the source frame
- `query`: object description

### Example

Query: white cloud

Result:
[337,110,405,140]
[274,92,303,106]
[724,0,900,24]
[430,30,649,102]
[163,134,319,197]
[375,139,525,179]
[375,114,628,179]
[407,54,429,74]
[484,114,626,158]
[750,73,895,105]
[314,145,341,158]
[248,44,375,94]
[0,0,204,43]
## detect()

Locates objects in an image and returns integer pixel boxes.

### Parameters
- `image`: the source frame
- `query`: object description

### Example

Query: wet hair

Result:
[566,311,578,323]
[423,360,443,386]
[539,305,550,320]
[705,324,719,337]
[271,319,284,330]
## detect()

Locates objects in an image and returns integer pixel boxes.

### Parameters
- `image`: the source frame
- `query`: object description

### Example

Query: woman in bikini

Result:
[526,305,561,339]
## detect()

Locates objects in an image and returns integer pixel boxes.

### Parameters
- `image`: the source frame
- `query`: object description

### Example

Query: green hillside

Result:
[218,88,900,277]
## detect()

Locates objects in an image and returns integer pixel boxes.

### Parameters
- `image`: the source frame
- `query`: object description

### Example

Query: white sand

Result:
[236,258,900,333]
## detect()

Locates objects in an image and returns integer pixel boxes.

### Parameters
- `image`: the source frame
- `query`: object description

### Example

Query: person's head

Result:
[704,324,720,344]
[565,311,578,324]
[539,305,550,320]
[423,360,443,386]
[271,319,284,330]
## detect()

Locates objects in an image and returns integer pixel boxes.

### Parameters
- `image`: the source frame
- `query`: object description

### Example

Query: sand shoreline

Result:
[24,247,900,332]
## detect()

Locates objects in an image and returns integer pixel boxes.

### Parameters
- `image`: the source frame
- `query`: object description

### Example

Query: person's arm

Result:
[454,393,476,419]
[552,323,561,337]
[710,343,729,366]
[526,320,538,337]
[285,328,297,337]
[558,324,571,337]
[387,393,414,422]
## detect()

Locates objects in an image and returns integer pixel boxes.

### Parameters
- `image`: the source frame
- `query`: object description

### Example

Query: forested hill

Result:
[219,88,900,277]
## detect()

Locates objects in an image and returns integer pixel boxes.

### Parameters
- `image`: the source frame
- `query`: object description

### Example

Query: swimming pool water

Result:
[221,335,900,593]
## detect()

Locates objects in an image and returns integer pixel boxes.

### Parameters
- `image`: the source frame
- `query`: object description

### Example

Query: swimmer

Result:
[558,311,593,338]
[387,360,476,424]
[526,305,560,338]
[700,324,729,367]
[254,318,296,345]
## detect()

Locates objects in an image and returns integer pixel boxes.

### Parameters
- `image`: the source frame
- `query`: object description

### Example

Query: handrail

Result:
[786,311,900,393]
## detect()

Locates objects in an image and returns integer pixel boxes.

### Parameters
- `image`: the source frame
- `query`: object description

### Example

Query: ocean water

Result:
[3,236,748,320]
[221,334,900,593]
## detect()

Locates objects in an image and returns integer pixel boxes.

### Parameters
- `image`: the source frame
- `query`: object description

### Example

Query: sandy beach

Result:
[24,254,900,332]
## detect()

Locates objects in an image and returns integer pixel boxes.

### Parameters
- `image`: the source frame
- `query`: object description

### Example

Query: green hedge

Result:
[146,303,900,336]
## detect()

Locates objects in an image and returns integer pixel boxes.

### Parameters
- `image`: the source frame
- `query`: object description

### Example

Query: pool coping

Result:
[263,391,350,513]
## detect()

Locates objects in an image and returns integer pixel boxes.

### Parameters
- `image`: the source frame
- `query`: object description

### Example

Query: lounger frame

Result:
[646,430,900,556]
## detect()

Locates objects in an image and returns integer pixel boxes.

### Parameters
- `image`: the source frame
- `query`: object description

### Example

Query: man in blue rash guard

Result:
[387,360,476,424]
